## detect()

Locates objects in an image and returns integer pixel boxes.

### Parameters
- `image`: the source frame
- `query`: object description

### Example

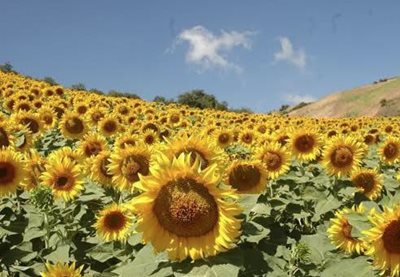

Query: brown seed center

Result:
[103,121,117,133]
[228,164,261,192]
[353,173,375,194]
[294,134,315,153]
[153,178,218,237]
[384,143,398,159]
[382,220,400,254]
[121,155,149,182]
[330,146,354,168]
[85,142,103,157]
[262,151,282,171]
[20,118,39,134]
[0,162,15,185]
[65,117,84,134]
[104,211,126,230]
[218,133,230,144]
[55,176,71,190]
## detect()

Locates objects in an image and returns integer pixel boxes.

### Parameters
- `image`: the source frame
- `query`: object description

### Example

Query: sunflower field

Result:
[1,71,400,277]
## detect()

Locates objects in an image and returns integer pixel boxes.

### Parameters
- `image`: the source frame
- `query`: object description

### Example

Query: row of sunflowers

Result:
[1,71,400,276]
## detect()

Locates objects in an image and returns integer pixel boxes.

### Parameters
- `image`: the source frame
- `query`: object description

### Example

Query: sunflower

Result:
[12,110,42,135]
[289,129,322,162]
[131,153,242,261]
[327,205,368,254]
[214,129,233,148]
[60,112,88,140]
[41,157,84,201]
[351,168,383,200]
[363,205,400,277]
[98,115,120,137]
[255,142,291,180]
[322,136,364,178]
[379,136,400,165]
[225,160,268,194]
[163,134,224,171]
[141,129,158,146]
[94,203,133,242]
[108,145,151,191]
[47,147,81,165]
[0,148,27,196]
[114,133,138,149]
[89,150,113,187]
[41,261,83,277]
[87,107,107,127]
[0,123,12,148]
[23,149,46,191]
[38,106,57,129]
[240,130,256,145]
[77,132,108,159]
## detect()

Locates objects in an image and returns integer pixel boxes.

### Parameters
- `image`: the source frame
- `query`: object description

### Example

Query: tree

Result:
[153,96,174,104]
[71,83,86,90]
[108,90,141,99]
[230,107,253,113]
[177,90,227,110]
[43,77,58,86]
[0,62,14,73]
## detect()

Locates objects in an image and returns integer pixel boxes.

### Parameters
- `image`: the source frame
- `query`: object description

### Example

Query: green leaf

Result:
[347,213,372,238]
[88,242,124,263]
[243,221,270,243]
[24,227,46,241]
[321,256,375,277]
[239,194,259,213]
[312,196,342,221]
[113,245,168,276]
[44,244,70,262]
[300,233,335,265]
[184,264,240,277]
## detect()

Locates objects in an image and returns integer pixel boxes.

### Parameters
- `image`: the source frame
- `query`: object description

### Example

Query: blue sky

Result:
[1,1,399,112]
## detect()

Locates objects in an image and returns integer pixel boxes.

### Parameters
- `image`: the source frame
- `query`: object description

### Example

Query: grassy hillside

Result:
[288,76,400,117]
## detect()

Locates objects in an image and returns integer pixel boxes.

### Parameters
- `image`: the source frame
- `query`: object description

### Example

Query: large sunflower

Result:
[363,205,400,277]
[131,153,242,261]
[94,203,133,242]
[0,148,27,196]
[289,128,322,162]
[327,205,368,254]
[225,160,268,194]
[378,136,400,165]
[322,136,364,178]
[41,262,83,277]
[108,145,151,192]
[41,157,84,201]
[255,142,291,180]
[351,168,383,200]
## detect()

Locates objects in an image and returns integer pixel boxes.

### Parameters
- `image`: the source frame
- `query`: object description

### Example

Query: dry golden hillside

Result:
[288,76,400,117]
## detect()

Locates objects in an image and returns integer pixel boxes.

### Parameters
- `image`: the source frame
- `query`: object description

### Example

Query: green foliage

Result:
[71,83,87,90]
[0,62,15,73]
[42,76,58,86]
[109,90,141,99]
[177,89,228,110]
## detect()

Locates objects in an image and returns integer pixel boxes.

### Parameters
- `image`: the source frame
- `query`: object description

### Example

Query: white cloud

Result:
[274,37,307,69]
[284,93,315,104]
[176,25,254,72]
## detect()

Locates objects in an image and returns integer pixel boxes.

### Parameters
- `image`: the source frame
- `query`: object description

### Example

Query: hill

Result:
[287,76,400,117]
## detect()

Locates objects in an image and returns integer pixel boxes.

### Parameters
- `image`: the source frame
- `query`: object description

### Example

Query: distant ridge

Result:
[287,76,400,117]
